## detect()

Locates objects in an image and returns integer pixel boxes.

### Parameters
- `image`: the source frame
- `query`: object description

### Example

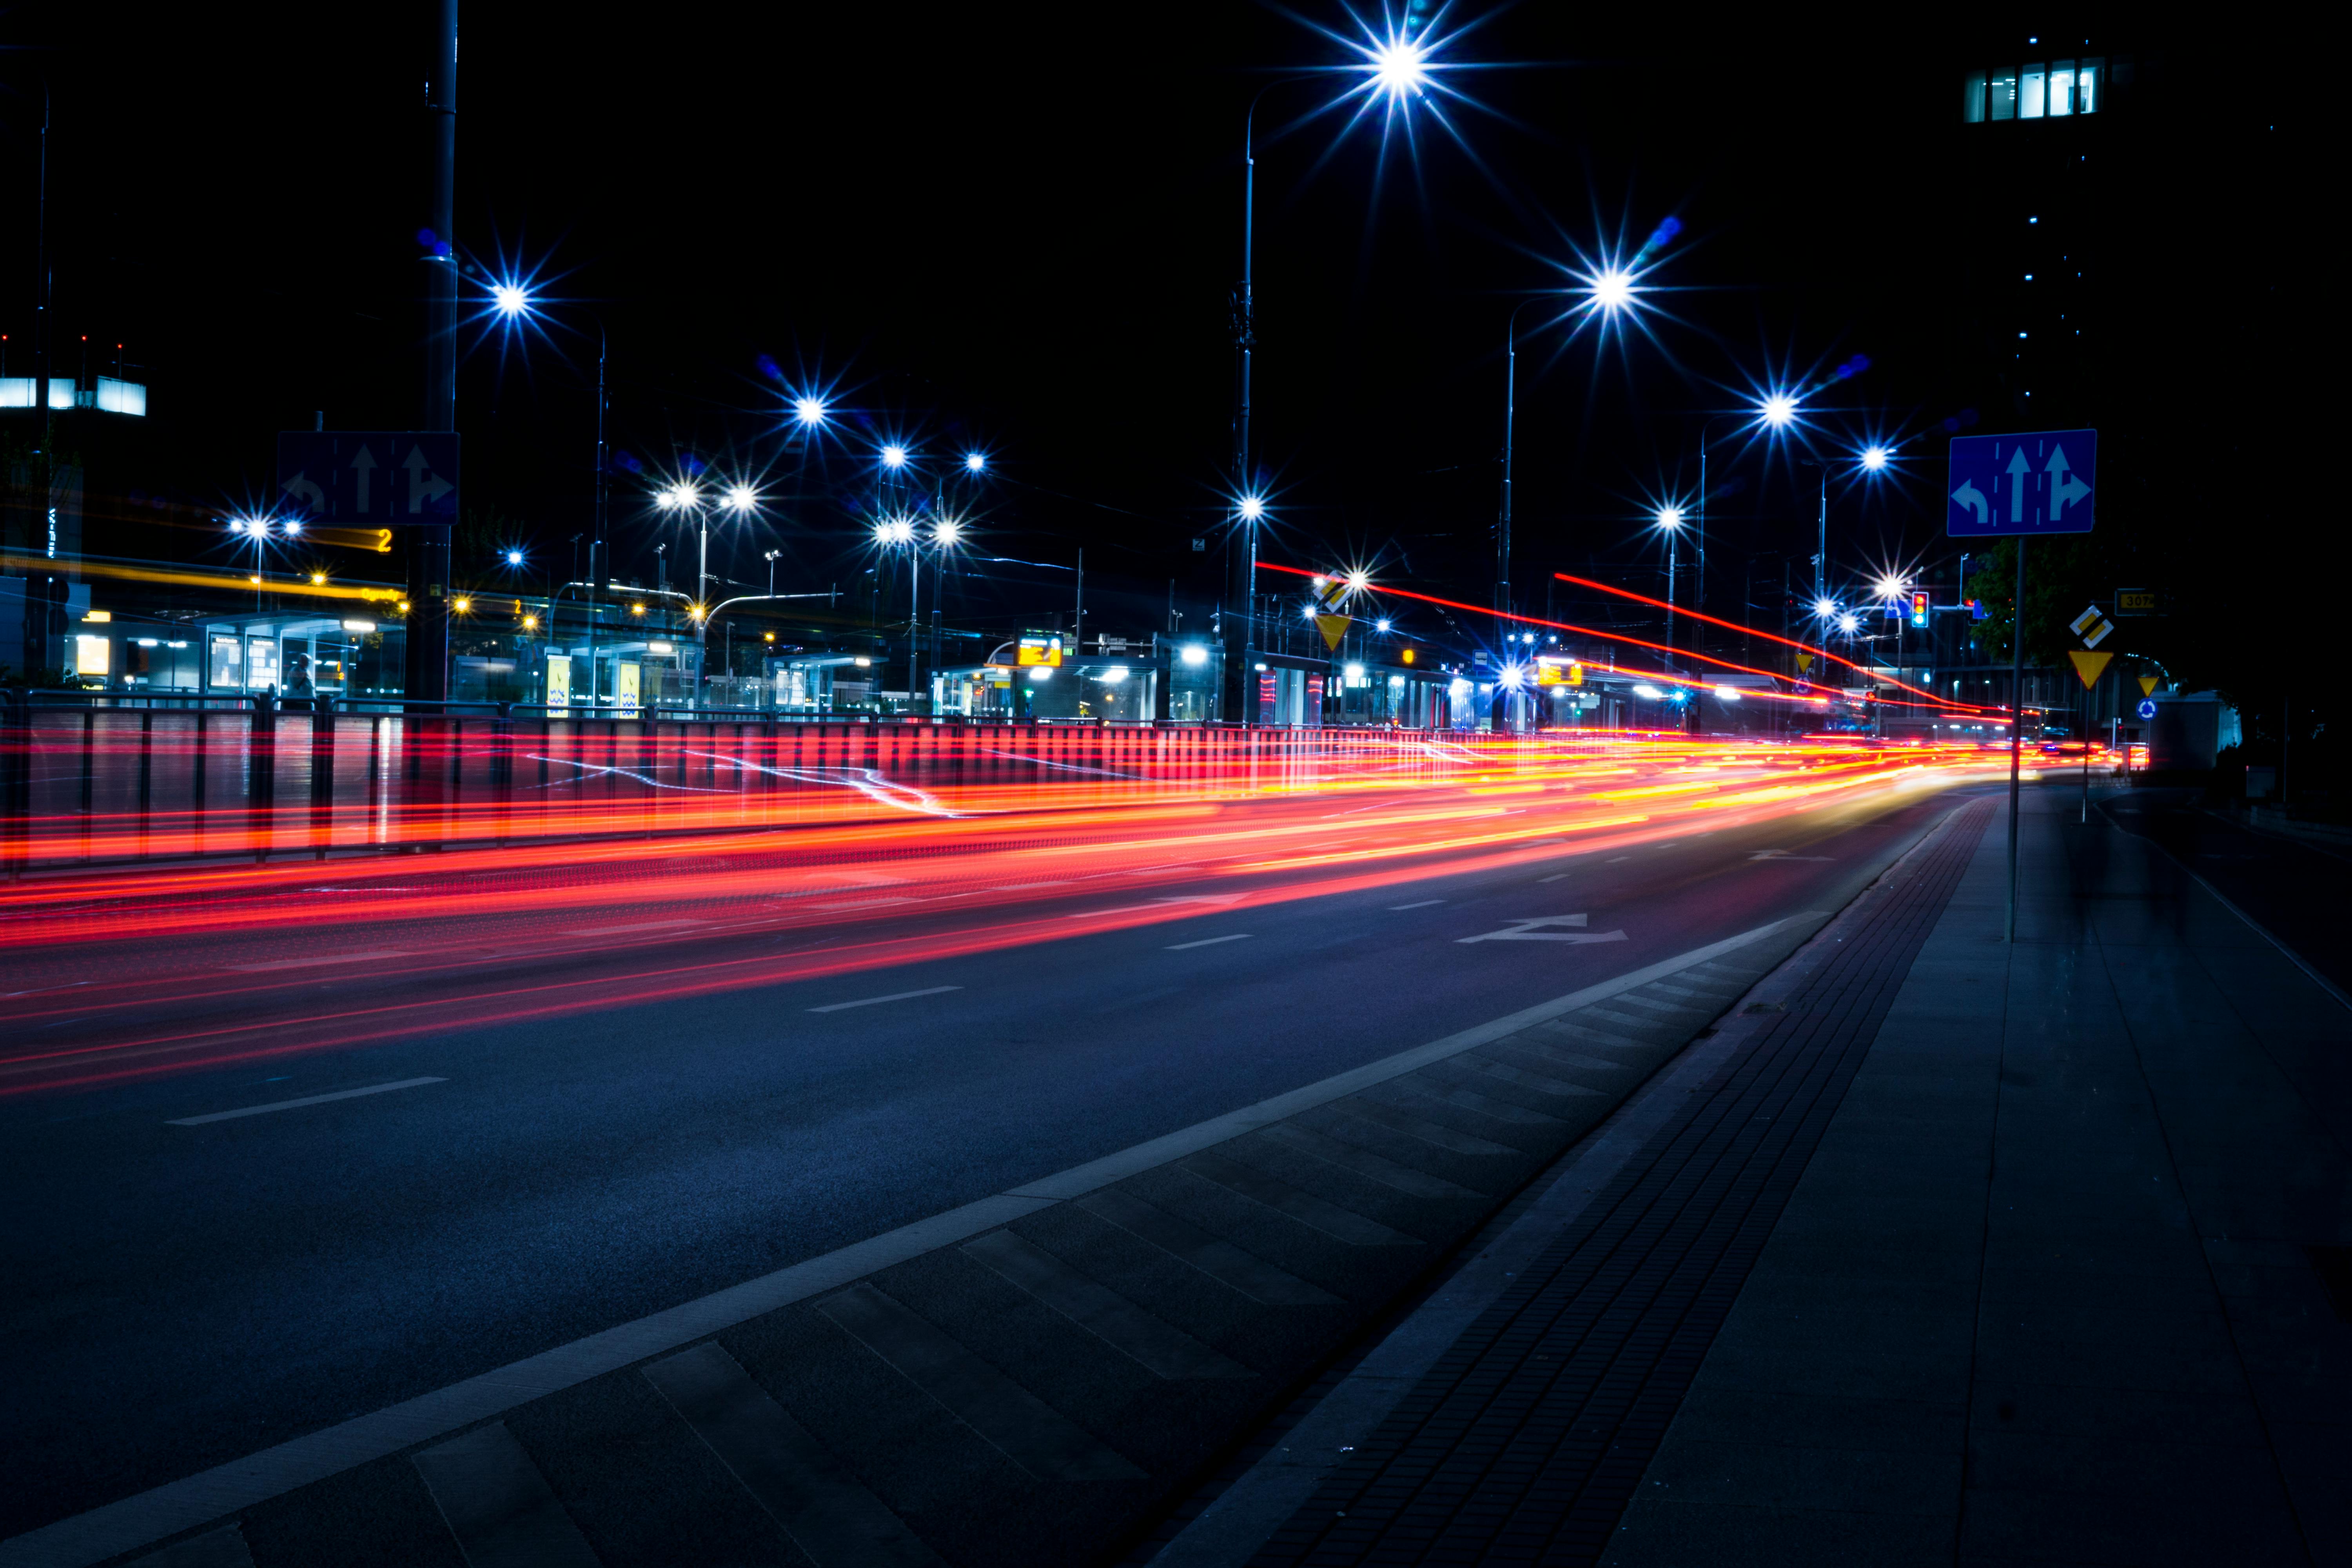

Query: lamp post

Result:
[1226,33,1441,723]
[1654,505,1684,667]
[1501,269,1632,622]
[653,480,758,696]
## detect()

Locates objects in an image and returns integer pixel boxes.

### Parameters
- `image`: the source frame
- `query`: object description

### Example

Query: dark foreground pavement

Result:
[1147,782,2349,1567]
[0,789,1968,1567]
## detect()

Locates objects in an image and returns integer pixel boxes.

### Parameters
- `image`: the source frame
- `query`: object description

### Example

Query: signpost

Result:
[1949,428,2098,942]
[275,432,460,524]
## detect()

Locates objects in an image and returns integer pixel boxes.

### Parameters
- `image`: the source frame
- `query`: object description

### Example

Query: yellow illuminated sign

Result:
[1535,659,1583,687]
[1016,636,1063,668]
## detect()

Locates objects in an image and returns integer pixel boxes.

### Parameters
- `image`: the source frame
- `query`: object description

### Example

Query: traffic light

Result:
[1909,590,1929,628]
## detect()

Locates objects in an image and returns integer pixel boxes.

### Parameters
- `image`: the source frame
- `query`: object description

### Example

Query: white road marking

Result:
[168,1078,446,1125]
[225,949,408,973]
[806,985,963,1014]
[42,916,1813,1568]
[559,918,708,938]
[1069,895,1247,918]
[1537,873,1569,883]
[1748,849,1835,862]
[1608,857,1631,863]
[1458,914,1628,946]
[1166,934,1252,951]
[1388,900,1446,911]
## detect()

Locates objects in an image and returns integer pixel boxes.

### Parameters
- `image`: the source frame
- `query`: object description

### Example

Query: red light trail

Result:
[0,732,2060,1098]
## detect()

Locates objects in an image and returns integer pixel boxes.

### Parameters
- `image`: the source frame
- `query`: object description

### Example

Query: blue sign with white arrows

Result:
[276,432,460,525]
[1945,428,2096,537]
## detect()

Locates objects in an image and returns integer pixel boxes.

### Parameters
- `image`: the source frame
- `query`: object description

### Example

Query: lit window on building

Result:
[1963,57,2107,122]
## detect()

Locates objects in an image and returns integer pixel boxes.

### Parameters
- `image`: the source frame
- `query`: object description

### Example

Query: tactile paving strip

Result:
[1250,799,1995,1567]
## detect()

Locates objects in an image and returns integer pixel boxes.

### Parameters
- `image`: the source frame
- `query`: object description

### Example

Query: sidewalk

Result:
[1158,785,2350,1566]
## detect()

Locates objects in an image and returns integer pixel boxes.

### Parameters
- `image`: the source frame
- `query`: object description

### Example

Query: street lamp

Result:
[1501,268,1638,621]
[1655,505,1685,665]
[793,396,828,429]
[880,444,908,470]
[1227,31,1465,722]
[963,452,986,474]
[654,479,759,690]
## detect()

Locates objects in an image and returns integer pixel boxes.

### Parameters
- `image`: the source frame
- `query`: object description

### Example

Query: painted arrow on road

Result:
[1457,914,1628,945]
[1069,895,1249,918]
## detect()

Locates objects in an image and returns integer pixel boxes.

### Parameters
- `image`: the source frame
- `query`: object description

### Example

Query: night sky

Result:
[0,6,2317,684]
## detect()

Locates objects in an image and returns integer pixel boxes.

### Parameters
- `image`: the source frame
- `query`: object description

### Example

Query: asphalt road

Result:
[0,776,1985,1541]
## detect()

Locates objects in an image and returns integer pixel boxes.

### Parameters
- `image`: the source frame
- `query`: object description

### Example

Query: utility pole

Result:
[406,0,459,705]
[28,86,56,680]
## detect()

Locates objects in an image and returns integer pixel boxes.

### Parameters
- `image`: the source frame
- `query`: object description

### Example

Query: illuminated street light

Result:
[880,445,908,470]
[1370,34,1429,99]
[1238,494,1265,521]
[1839,612,1860,634]
[1376,619,1392,633]
[1591,268,1633,310]
[964,452,987,474]
[1656,505,1687,668]
[726,485,758,513]
[1875,573,1906,601]
[932,519,963,546]
[1861,445,1889,471]
[1813,596,1838,618]
[793,396,827,427]
[492,283,529,317]
[1760,393,1799,427]
[505,548,524,566]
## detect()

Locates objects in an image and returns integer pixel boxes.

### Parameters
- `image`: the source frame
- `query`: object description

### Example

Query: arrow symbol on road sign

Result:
[1950,480,1989,528]
[351,445,377,513]
[279,470,324,512]
[404,445,454,514]
[2045,445,2089,522]
[2004,447,2033,523]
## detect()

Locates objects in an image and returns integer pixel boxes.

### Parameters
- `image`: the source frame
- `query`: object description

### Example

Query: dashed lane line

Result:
[806,986,963,1014]
[223,950,409,973]
[165,1078,447,1127]
[5,913,1813,1568]
[1167,934,1253,951]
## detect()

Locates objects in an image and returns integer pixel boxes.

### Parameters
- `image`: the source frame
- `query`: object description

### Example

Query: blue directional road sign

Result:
[275,432,460,525]
[1945,428,2096,537]
[2138,697,2158,720]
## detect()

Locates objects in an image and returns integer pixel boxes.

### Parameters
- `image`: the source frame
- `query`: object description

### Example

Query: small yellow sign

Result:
[1795,652,1814,673]
[2067,650,2114,690]
[2138,675,2159,697]
[1315,614,1350,652]
[1535,658,1584,687]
